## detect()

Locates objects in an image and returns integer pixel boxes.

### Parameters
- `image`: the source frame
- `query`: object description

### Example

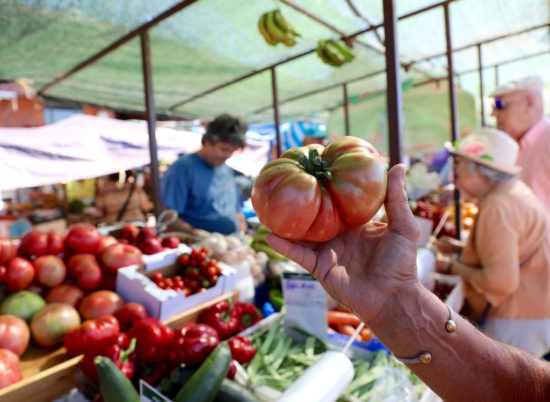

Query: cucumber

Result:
[173,343,232,402]
[214,379,259,402]
[95,356,139,402]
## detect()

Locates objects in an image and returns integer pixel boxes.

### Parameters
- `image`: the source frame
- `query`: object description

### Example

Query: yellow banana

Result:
[320,40,345,67]
[331,40,355,62]
[273,9,301,38]
[266,11,295,46]
[258,13,277,46]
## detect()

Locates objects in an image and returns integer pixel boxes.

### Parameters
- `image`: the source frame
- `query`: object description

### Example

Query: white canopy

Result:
[0,114,269,190]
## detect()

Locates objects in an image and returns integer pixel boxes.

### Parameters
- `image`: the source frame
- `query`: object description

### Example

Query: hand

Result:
[435,254,452,274]
[437,236,463,254]
[266,164,421,323]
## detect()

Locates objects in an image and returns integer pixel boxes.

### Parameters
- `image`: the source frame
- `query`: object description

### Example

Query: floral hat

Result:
[445,128,521,175]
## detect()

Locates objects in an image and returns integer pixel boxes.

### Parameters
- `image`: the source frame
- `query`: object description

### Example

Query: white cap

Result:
[490,75,544,97]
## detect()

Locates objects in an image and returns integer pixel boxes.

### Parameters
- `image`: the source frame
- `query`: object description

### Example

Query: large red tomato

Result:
[64,224,101,254]
[46,232,65,255]
[0,315,30,356]
[30,303,81,347]
[46,284,85,308]
[67,254,103,291]
[99,243,142,272]
[33,255,66,287]
[251,137,387,242]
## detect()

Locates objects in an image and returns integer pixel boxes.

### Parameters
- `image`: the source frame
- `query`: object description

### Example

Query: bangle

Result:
[393,304,456,364]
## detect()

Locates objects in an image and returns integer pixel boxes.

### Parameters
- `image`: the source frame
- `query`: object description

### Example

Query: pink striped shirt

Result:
[517,116,550,214]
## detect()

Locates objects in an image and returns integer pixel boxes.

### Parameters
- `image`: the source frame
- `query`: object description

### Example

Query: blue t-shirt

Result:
[161,153,242,234]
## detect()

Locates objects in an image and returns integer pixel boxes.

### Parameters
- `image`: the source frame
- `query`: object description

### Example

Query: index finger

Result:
[265,233,317,272]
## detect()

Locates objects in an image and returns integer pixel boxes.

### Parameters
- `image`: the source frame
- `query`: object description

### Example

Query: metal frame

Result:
[32,0,550,219]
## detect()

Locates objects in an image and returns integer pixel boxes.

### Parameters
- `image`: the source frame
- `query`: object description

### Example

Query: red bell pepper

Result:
[0,348,22,389]
[81,333,136,382]
[64,315,120,357]
[230,302,262,332]
[228,335,256,364]
[198,300,239,340]
[172,322,219,366]
[127,317,174,362]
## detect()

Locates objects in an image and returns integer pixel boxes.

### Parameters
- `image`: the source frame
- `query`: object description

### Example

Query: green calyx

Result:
[298,148,332,184]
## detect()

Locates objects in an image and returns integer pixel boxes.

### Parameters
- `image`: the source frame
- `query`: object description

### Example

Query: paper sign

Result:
[140,379,172,402]
[282,272,327,341]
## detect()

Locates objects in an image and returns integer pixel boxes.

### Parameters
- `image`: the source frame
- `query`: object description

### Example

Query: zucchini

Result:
[95,356,139,402]
[214,379,259,402]
[173,343,232,402]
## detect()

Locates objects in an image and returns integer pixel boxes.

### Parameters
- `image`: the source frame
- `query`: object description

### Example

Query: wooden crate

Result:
[0,291,237,402]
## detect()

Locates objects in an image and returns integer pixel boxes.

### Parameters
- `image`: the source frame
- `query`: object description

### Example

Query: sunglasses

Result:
[493,97,523,110]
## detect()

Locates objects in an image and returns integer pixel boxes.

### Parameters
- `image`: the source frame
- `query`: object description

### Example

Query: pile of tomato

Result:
[150,247,222,296]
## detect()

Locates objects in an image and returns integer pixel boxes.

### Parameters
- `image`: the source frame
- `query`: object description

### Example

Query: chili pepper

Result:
[230,302,262,332]
[228,336,256,365]
[198,300,239,340]
[64,315,120,357]
[127,317,174,363]
[81,333,136,382]
[226,360,237,380]
[172,322,219,366]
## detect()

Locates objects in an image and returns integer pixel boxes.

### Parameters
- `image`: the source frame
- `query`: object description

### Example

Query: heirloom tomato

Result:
[251,137,387,242]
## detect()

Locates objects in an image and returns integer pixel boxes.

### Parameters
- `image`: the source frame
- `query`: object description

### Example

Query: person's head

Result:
[447,128,519,199]
[199,114,247,167]
[490,76,545,142]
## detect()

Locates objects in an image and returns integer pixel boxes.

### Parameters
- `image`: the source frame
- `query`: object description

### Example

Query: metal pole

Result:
[343,84,350,136]
[444,3,461,241]
[477,44,485,127]
[271,67,283,157]
[383,0,403,166]
[495,65,500,87]
[140,32,162,218]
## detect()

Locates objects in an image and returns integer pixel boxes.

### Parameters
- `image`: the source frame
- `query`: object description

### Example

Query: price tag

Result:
[282,272,327,341]
[140,379,171,402]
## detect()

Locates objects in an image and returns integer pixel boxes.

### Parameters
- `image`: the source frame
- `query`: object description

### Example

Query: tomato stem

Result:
[297,148,332,185]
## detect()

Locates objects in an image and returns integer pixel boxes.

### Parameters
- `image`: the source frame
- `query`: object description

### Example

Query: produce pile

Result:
[0,223,180,390]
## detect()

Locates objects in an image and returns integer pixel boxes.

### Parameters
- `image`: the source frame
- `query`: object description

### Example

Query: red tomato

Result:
[30,303,81,347]
[46,284,85,308]
[120,224,140,244]
[251,137,387,242]
[33,255,67,288]
[0,348,22,389]
[99,243,142,272]
[161,236,180,249]
[97,235,118,252]
[68,254,103,291]
[64,224,101,254]
[5,257,35,292]
[0,238,17,264]
[46,232,65,255]
[19,230,48,258]
[0,315,30,356]
[79,290,124,320]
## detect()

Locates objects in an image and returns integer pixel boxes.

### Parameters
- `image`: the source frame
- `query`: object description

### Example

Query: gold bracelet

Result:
[393,304,456,364]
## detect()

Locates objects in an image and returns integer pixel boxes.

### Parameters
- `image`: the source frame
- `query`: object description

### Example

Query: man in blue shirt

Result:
[161,114,248,234]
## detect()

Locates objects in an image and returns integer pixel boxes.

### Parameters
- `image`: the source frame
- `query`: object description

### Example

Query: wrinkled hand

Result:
[266,164,421,323]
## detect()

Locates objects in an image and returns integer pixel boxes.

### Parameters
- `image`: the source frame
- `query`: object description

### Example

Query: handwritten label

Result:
[282,272,327,340]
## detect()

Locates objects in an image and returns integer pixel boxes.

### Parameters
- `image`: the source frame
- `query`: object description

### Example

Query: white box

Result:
[141,244,191,272]
[422,272,464,313]
[116,261,236,321]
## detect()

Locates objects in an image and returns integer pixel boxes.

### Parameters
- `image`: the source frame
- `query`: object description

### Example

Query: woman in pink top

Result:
[436,128,550,357]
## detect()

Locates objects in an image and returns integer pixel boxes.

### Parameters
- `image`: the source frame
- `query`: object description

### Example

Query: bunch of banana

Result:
[258,9,300,47]
[317,39,355,67]
[250,225,287,262]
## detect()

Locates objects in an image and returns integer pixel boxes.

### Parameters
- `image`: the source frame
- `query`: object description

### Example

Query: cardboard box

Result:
[116,261,236,321]
[141,244,191,272]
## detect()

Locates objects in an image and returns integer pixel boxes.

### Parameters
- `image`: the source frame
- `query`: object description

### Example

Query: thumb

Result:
[385,164,419,239]
[265,233,317,272]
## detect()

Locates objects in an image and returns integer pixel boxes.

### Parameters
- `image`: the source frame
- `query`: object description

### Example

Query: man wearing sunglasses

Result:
[491,76,550,213]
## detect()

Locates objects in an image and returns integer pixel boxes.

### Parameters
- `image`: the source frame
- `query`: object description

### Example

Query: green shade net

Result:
[0,0,548,123]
